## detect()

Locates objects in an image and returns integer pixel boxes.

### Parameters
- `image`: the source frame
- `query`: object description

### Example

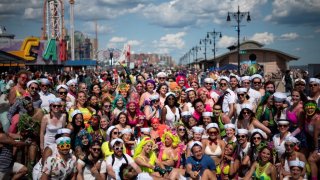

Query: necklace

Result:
[257,162,268,176]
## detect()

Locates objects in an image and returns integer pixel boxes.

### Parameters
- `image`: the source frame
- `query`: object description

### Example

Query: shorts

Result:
[0,162,24,180]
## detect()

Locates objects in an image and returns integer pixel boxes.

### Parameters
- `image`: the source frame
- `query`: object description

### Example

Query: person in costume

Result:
[244,146,277,180]
[111,95,127,119]
[126,101,143,127]
[216,142,240,180]
[256,92,277,134]
[283,160,305,180]
[139,79,158,107]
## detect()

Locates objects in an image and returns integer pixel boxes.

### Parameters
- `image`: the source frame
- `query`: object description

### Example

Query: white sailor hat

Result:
[192,126,204,134]
[57,128,71,135]
[289,160,305,168]
[273,92,287,102]
[236,88,247,94]
[218,76,230,83]
[71,110,82,119]
[141,127,151,133]
[294,78,306,84]
[56,84,68,91]
[250,74,263,82]
[150,94,160,101]
[241,76,251,82]
[285,136,300,144]
[206,123,219,130]
[40,78,50,85]
[204,78,214,84]
[181,111,191,116]
[241,104,253,111]
[157,72,167,78]
[229,73,240,82]
[165,92,176,98]
[27,80,38,88]
[188,141,202,150]
[121,128,133,135]
[237,129,249,135]
[224,123,236,130]
[309,78,320,84]
[66,79,78,86]
[48,97,62,105]
[106,126,116,137]
[251,129,267,139]
[185,88,195,93]
[277,119,290,125]
[110,138,124,147]
[202,112,213,117]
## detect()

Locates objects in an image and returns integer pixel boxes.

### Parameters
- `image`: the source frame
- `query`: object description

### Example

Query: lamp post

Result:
[199,37,211,61]
[227,5,251,73]
[109,48,114,69]
[207,29,222,67]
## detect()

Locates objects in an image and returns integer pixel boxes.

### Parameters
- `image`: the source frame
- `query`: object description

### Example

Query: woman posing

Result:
[161,92,180,127]
[216,142,240,180]
[111,95,127,120]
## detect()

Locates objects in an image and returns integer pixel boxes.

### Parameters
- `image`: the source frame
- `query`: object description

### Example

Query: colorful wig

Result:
[75,129,93,148]
[133,137,157,173]
[112,95,127,111]
[176,75,190,88]
[161,129,181,148]
[117,83,131,93]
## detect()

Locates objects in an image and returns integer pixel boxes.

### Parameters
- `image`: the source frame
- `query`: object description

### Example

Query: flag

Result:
[117,44,130,65]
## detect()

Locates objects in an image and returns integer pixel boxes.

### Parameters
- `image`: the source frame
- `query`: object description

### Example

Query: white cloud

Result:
[279,33,299,40]
[127,40,142,46]
[217,36,237,48]
[294,47,302,51]
[109,36,127,43]
[265,0,320,25]
[142,0,267,28]
[23,7,42,20]
[250,32,274,45]
[157,32,186,49]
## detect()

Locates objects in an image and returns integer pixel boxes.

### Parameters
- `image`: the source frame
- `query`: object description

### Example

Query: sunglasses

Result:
[219,83,227,86]
[237,135,246,139]
[295,83,305,86]
[237,94,245,97]
[92,148,101,152]
[52,105,62,108]
[57,143,71,150]
[278,124,288,128]
[41,84,48,87]
[59,91,68,95]
[114,147,124,151]
[30,87,38,90]
[70,84,76,87]
[243,82,250,84]
[113,131,119,135]
[253,81,261,84]
[309,84,318,87]
[253,136,261,140]
[243,111,251,115]
[206,83,213,85]
[208,131,218,135]
[285,143,295,148]
[159,77,166,80]
[178,128,185,131]
[104,105,111,108]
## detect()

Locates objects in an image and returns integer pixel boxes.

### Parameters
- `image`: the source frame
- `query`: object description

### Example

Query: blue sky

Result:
[1,0,320,65]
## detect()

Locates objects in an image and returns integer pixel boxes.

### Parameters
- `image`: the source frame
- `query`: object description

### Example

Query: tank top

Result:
[254,162,271,180]
[165,105,180,127]
[286,109,298,124]
[0,145,13,171]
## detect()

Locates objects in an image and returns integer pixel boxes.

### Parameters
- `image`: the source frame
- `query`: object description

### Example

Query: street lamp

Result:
[227,5,251,73]
[192,46,201,63]
[199,37,211,61]
[207,29,222,67]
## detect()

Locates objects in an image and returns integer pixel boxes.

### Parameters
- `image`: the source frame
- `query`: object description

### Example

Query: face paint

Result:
[56,137,71,151]
[304,102,317,116]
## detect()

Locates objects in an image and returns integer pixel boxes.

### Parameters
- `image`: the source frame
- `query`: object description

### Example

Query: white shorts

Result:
[0,162,25,180]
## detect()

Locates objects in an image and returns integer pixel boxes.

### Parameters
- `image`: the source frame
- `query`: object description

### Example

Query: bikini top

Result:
[204,143,222,157]
[254,162,271,180]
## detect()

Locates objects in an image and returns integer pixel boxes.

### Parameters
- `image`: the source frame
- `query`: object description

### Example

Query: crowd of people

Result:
[0,67,319,180]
